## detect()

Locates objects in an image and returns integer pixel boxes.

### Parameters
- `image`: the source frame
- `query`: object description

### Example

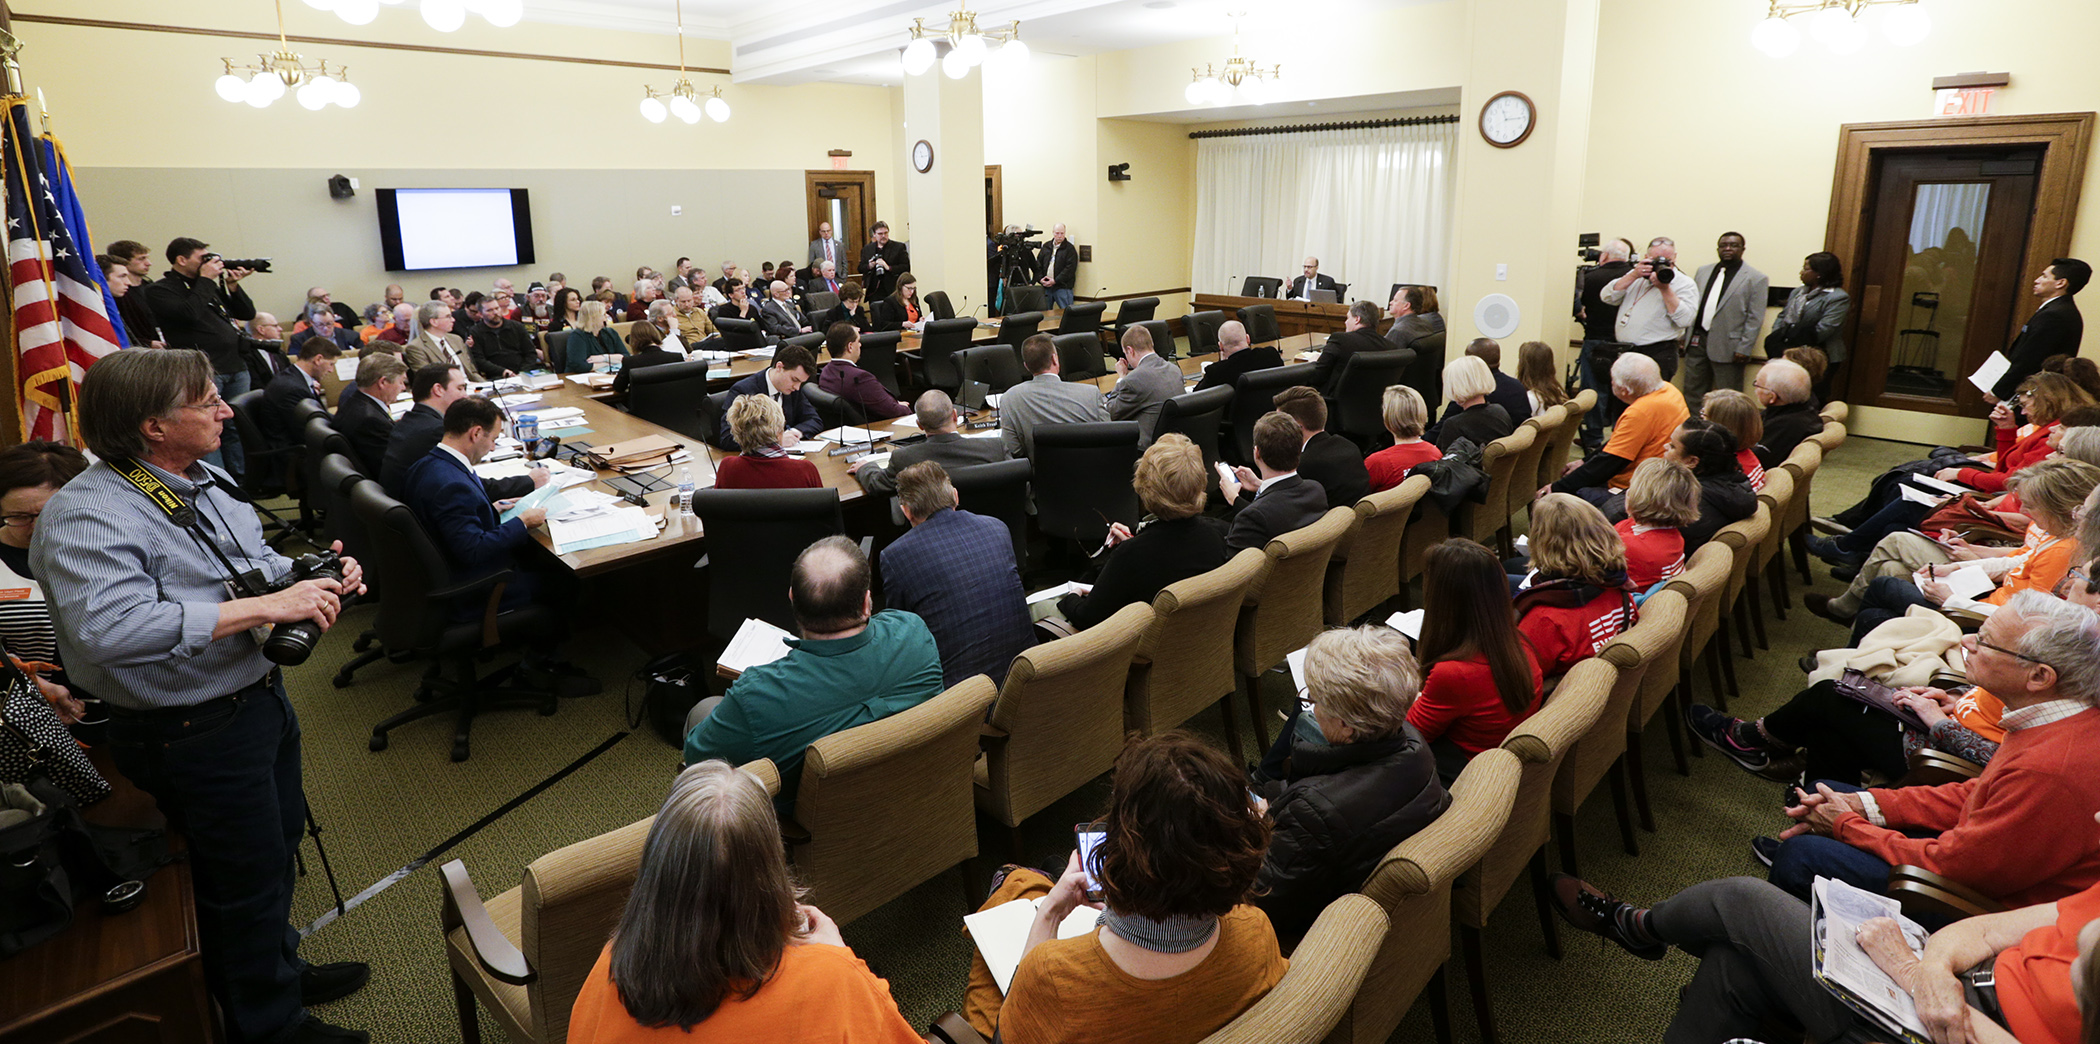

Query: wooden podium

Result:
[1191,294,1393,339]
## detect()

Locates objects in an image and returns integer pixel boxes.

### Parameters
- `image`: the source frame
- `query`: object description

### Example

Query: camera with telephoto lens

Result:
[204,253,273,273]
[990,228,1043,253]
[1647,256,1674,281]
[256,550,348,666]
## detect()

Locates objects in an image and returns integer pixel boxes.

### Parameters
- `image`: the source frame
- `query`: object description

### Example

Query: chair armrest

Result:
[978,722,1010,753]
[428,568,516,603]
[779,814,812,848]
[927,1012,990,1044]
[1887,865,2006,922]
[436,859,537,986]
[1895,748,1984,788]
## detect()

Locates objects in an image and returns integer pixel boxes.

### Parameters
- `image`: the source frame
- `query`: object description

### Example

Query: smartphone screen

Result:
[1074,822,1106,902]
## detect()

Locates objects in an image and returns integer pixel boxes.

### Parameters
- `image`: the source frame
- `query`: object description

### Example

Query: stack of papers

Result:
[493,393,543,410]
[817,425,892,445]
[717,618,795,678]
[471,458,597,490]
[1909,474,1969,496]
[1914,564,1995,602]
[1385,609,1425,639]
[963,897,1102,995]
[1026,580,1090,605]
[745,346,777,358]
[496,483,568,525]
[387,399,415,419]
[547,506,658,555]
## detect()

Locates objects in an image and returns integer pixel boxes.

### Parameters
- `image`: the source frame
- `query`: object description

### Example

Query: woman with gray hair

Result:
[1431,354,1513,453]
[1250,625,1448,950]
[565,761,922,1042]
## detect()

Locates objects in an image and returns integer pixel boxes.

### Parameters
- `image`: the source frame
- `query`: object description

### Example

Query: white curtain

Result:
[1907,181,1991,255]
[1193,120,1457,302]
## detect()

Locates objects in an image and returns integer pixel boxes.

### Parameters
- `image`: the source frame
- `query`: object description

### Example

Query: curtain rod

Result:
[1188,114,1458,140]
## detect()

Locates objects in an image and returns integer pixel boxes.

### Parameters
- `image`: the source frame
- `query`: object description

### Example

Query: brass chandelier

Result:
[214,0,360,110]
[1751,0,1931,56]
[1184,17,1279,107]
[900,3,1030,79]
[640,0,730,124]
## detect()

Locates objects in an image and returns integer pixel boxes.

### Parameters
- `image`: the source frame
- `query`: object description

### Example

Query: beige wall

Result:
[1095,119,1197,321]
[985,54,1101,295]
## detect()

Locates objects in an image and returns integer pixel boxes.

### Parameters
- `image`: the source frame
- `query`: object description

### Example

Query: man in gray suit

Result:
[1683,231,1770,403]
[1000,333,1109,458]
[807,221,847,271]
[1104,325,1183,445]
[850,389,1008,495]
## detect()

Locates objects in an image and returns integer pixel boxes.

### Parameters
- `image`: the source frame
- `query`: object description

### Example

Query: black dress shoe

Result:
[288,1015,370,1043]
[1803,593,1849,624]
[301,961,371,1005]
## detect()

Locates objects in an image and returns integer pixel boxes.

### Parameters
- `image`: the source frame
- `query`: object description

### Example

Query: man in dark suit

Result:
[1273,385,1369,508]
[400,396,549,615]
[1287,257,1339,302]
[758,280,813,340]
[335,352,407,477]
[1195,320,1283,393]
[1311,301,1392,399]
[382,363,546,500]
[1432,338,1533,430]
[287,306,357,356]
[1033,223,1079,310]
[860,220,910,301]
[879,461,1034,688]
[817,322,908,421]
[851,389,1008,495]
[1217,411,1330,551]
[716,345,822,450]
[1990,258,2090,404]
[465,300,539,378]
[260,336,338,451]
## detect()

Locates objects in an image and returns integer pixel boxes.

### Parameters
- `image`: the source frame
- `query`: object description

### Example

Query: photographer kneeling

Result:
[34,349,372,1044]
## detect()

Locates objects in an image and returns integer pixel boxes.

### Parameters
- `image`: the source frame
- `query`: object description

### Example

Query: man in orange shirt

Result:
[1544,351,1687,506]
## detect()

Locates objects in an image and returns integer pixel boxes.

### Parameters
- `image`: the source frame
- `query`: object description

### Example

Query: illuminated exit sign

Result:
[1931,72,2010,118]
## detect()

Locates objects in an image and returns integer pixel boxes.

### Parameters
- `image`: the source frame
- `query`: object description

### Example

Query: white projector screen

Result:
[376,188,535,271]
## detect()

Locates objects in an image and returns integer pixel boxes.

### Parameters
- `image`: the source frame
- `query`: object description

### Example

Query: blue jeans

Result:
[1578,338,1618,444]
[210,369,252,478]
[1046,287,1074,311]
[1767,780,1890,900]
[1829,498,1933,560]
[1850,575,1937,645]
[107,678,311,1043]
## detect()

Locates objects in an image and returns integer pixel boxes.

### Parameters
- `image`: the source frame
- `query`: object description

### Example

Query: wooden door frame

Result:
[1824,113,2095,400]
[985,164,1003,235]
[805,170,878,275]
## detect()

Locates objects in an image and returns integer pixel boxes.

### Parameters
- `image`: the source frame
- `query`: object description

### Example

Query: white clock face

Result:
[1483,94,1531,144]
[914,141,933,171]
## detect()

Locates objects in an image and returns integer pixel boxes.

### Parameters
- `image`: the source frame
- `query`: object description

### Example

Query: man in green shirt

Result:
[684,535,945,810]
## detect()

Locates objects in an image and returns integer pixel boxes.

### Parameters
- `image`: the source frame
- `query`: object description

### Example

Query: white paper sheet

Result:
[1385,609,1425,639]
[332,356,361,381]
[546,506,657,555]
[1914,564,1994,602]
[717,618,795,676]
[963,898,1102,995]
[1968,351,2012,395]
[1811,877,1931,1044]
[1025,580,1090,605]
[1897,485,1943,506]
[1908,474,1968,496]
[817,425,891,445]
[496,483,567,525]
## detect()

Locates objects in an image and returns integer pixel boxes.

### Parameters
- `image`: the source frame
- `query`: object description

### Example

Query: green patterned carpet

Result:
[271,434,1924,1043]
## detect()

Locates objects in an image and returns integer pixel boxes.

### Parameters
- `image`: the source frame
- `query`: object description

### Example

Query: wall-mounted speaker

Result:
[1107,162,1132,182]
[1474,293,1521,339]
[327,174,355,200]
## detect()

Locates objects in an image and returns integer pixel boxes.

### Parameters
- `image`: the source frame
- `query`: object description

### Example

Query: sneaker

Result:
[1685,705,1774,775]
[1750,835,1782,868]
[1810,516,1853,536]
[1545,873,1667,961]
[300,961,370,1005]
[1798,653,1821,673]
[288,1015,370,1043]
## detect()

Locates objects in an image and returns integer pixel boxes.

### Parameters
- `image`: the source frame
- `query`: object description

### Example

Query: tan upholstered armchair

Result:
[1124,548,1270,754]
[1748,468,1796,629]
[1538,389,1595,489]
[1507,405,1560,531]
[438,759,782,1044]
[1324,474,1429,626]
[1713,503,1772,663]
[1664,542,1736,713]
[1460,426,1535,558]
[1234,507,1358,748]
[1616,589,1693,826]
[1552,591,1684,873]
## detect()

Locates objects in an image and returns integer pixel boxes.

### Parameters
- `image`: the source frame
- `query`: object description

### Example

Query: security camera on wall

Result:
[1107,163,1132,182]
[328,174,355,200]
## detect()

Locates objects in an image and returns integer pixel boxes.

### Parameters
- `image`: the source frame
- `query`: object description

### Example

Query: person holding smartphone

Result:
[960,733,1284,1044]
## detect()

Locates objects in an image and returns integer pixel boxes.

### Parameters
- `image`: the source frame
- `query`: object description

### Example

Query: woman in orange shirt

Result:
[566,761,922,1044]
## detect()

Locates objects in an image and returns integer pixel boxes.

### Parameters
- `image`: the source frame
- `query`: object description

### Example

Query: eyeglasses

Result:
[0,512,38,528]
[1968,633,2047,665]
[174,395,229,413]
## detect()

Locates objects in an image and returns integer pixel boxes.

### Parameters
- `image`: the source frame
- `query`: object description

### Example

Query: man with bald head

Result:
[382,284,405,311]
[1288,256,1338,302]
[1034,223,1078,310]
[372,303,415,347]
[1194,319,1282,392]
[1751,357,1822,468]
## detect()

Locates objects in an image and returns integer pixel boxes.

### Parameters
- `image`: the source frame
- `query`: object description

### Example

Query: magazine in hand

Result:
[1810,877,1933,1044]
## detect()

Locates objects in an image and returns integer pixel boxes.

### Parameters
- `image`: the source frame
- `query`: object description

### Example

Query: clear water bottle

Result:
[676,466,695,517]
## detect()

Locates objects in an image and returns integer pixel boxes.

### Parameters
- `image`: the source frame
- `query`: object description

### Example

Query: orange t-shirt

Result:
[1602,386,1690,490]
[566,941,922,1044]
[996,906,1288,1044]
[1948,686,2007,745]
[1983,533,2075,607]
[1992,881,2100,1044]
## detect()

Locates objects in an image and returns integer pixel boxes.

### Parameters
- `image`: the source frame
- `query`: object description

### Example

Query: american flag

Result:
[5,97,121,443]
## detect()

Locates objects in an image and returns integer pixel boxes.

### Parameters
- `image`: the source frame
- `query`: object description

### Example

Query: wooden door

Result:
[805,171,876,283]
[1852,149,2040,416]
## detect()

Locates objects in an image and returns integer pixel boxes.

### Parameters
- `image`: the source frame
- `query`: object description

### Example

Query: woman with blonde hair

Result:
[1057,433,1230,630]
[1365,384,1442,492]
[1700,389,1767,489]
[1431,355,1513,453]
[563,299,627,373]
[1517,341,1569,414]
[567,761,922,1042]
[715,395,822,490]
[1616,458,1701,589]
[1516,493,1637,679]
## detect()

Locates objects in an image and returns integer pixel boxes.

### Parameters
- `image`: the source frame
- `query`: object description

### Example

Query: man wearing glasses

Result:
[33,349,373,1044]
[1753,591,2100,908]
[1287,256,1337,302]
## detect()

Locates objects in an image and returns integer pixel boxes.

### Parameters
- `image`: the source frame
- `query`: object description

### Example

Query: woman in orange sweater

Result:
[1407,539,1544,779]
[566,761,922,1044]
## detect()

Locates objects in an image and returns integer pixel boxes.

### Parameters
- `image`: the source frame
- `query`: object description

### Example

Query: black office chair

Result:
[544,330,574,372]
[1052,332,1106,382]
[996,310,1043,347]
[1404,330,1448,406]
[697,389,733,450]
[1236,303,1281,344]
[228,389,301,506]
[784,331,826,354]
[290,397,331,436]
[624,360,715,442]
[858,331,905,398]
[1134,319,1176,361]
[804,290,839,315]
[1031,422,1142,547]
[804,382,867,430]
[1153,385,1234,469]
[690,488,845,642]
[951,458,1034,575]
[716,316,768,351]
[1111,296,1159,333]
[917,317,977,393]
[1330,349,1416,449]
[1331,282,1350,301]
[925,290,957,321]
[1055,301,1106,335]
[959,344,1028,394]
[1229,362,1320,465]
[1239,276,1284,299]
[319,454,404,689]
[1183,310,1227,356]
[1004,285,1047,315]
[350,480,559,763]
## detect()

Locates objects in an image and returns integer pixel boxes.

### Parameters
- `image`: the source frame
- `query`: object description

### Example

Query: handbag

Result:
[1411,437,1489,515]
[0,657,109,806]
[1919,494,2028,546]
[637,652,705,748]
[0,733,174,960]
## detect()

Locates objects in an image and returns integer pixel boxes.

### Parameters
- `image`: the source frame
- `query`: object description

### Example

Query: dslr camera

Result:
[990,227,1043,253]
[245,550,349,667]
[1646,255,1674,281]
[205,253,274,273]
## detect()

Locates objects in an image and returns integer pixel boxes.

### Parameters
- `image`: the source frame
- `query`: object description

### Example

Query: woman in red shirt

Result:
[1364,384,1442,492]
[1615,458,1699,589]
[1407,539,1544,777]
[714,395,821,490]
[1515,494,1638,682]
[1700,389,1766,490]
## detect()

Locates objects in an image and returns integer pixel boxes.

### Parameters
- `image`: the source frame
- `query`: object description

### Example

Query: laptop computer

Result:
[957,378,992,412]
[1308,289,1339,304]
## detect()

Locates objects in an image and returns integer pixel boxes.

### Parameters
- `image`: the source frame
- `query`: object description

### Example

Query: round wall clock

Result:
[1479,91,1536,149]
[912,139,935,173]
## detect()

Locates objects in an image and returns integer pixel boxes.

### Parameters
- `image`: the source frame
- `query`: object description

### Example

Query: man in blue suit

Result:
[879,461,1034,688]
[715,344,822,449]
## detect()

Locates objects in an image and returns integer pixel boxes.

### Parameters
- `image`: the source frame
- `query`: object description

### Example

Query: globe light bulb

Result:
[1881,5,1931,46]
[1237,73,1270,105]
[942,48,971,79]
[953,32,987,66]
[422,0,467,32]
[999,37,1030,70]
[1819,11,1867,53]
[216,72,249,103]
[639,95,667,123]
[297,78,333,110]
[705,94,731,122]
[481,0,523,28]
[334,80,361,107]
[670,95,701,124]
[901,37,937,76]
[335,0,379,25]
[245,75,279,108]
[1750,16,1800,57]
[1810,7,1854,44]
[1184,78,1205,106]
[1203,75,1230,106]
[302,0,336,10]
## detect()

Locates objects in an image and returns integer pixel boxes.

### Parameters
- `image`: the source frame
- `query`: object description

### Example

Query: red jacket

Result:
[1616,520,1685,589]
[1516,582,1637,679]
[1407,650,1545,757]
[715,453,821,490]
[1834,707,2100,908]
[1957,422,2058,493]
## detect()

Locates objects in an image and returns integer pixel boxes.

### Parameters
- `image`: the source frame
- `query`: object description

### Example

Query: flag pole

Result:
[0,5,23,445]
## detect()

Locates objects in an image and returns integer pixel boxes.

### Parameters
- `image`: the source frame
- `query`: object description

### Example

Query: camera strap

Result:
[106,457,259,594]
